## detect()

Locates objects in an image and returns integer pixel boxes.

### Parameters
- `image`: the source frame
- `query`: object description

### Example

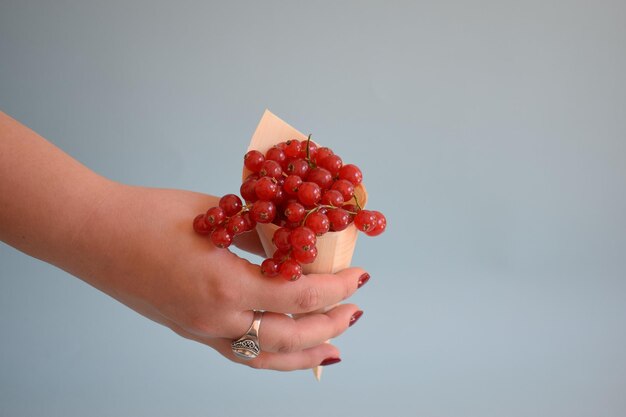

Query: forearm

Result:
[0,111,115,270]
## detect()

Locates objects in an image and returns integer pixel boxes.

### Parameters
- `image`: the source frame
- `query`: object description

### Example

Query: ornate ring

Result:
[231,310,263,360]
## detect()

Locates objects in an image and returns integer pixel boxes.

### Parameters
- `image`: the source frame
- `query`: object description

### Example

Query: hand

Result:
[68,184,368,370]
[0,111,367,371]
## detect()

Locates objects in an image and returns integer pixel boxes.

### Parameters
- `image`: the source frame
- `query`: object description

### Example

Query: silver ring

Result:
[231,310,263,360]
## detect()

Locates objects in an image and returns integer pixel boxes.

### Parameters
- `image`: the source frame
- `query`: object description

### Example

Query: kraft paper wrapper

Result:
[243,110,367,380]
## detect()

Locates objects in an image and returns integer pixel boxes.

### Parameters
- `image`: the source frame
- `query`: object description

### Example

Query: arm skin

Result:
[0,110,368,371]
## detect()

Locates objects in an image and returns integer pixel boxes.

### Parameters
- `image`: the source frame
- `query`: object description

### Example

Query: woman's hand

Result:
[0,111,367,371]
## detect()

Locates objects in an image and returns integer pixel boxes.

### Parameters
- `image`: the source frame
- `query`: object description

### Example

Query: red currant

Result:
[319,154,343,176]
[259,160,282,179]
[286,158,310,178]
[331,179,355,201]
[279,259,302,281]
[255,176,278,201]
[304,211,330,236]
[244,150,264,173]
[219,194,242,217]
[283,175,303,196]
[240,177,258,202]
[272,227,292,251]
[321,189,344,207]
[265,145,286,164]
[205,206,226,228]
[284,140,302,158]
[250,200,276,223]
[300,139,318,160]
[327,208,351,231]
[289,226,316,251]
[284,201,306,223]
[293,246,317,264]
[307,167,333,190]
[241,212,256,231]
[260,258,280,277]
[338,164,363,185]
[354,210,377,233]
[314,147,333,165]
[366,211,387,236]
[297,182,321,207]
[226,214,247,235]
[210,226,233,248]
[193,214,212,235]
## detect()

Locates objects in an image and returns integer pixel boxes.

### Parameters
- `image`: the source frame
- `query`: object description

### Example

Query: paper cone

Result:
[243,110,367,380]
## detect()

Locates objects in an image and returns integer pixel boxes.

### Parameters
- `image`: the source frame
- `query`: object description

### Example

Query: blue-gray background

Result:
[1,1,625,416]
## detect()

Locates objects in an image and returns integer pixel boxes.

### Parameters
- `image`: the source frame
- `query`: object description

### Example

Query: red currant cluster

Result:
[193,136,386,281]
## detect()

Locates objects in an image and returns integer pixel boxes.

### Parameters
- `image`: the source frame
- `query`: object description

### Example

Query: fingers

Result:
[211,338,342,371]
[245,266,370,314]
[247,304,360,354]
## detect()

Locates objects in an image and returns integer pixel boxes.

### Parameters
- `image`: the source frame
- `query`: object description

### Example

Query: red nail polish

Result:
[357,273,370,289]
[349,310,364,327]
[319,357,342,366]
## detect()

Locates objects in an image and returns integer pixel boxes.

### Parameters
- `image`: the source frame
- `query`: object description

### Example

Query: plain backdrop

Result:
[1,1,625,416]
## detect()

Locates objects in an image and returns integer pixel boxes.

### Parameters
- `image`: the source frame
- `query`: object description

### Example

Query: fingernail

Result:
[349,310,364,327]
[319,357,342,367]
[357,273,370,289]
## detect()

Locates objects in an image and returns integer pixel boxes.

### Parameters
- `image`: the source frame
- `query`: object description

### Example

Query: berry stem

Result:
[353,193,362,211]
[306,134,315,168]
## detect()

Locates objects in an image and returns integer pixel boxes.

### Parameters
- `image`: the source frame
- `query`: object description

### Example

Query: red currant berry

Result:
[299,139,318,160]
[283,175,303,196]
[293,246,317,264]
[193,214,212,235]
[259,160,283,179]
[342,203,359,220]
[226,214,247,235]
[289,226,317,251]
[327,208,351,231]
[279,259,303,281]
[272,227,292,251]
[314,147,334,165]
[307,167,333,190]
[260,258,280,277]
[273,248,290,262]
[242,212,257,231]
[240,178,258,203]
[338,164,363,185]
[366,211,387,236]
[255,176,278,201]
[304,211,330,236]
[321,189,344,207]
[284,139,302,158]
[250,200,276,223]
[219,194,243,217]
[244,150,265,173]
[286,158,310,178]
[273,186,287,207]
[354,210,377,233]
[205,206,226,228]
[210,226,233,248]
[297,182,322,207]
[284,201,306,223]
[265,145,286,165]
[331,179,355,201]
[319,154,343,177]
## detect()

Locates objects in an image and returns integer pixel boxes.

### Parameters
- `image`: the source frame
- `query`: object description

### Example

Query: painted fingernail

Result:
[349,310,364,327]
[319,357,342,367]
[357,273,370,289]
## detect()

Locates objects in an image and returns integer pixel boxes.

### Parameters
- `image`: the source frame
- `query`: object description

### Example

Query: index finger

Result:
[244,266,370,314]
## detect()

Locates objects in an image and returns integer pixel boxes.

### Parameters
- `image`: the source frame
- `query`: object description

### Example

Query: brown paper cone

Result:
[243,110,367,380]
